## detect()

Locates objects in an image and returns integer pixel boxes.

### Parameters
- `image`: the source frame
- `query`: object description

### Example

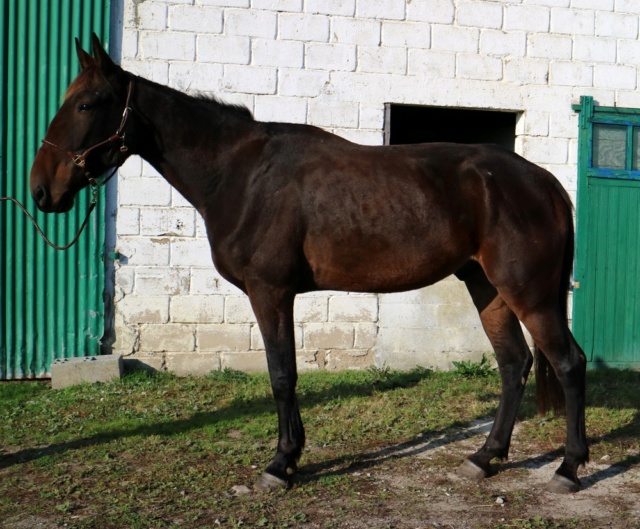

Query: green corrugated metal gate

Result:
[573,96,640,368]
[0,1,110,379]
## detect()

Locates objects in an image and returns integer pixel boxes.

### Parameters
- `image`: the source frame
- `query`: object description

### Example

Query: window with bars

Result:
[592,123,640,171]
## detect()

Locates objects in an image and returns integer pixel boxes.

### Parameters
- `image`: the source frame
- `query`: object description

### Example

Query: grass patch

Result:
[1,367,638,528]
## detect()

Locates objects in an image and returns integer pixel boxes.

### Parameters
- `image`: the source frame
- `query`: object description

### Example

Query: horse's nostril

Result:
[34,185,49,208]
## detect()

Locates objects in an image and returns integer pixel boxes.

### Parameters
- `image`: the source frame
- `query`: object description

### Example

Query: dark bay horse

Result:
[30,35,588,494]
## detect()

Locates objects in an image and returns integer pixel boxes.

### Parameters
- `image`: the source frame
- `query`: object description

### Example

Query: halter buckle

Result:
[72,154,86,168]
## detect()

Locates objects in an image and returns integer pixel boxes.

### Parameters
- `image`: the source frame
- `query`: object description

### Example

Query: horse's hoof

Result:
[254,472,288,491]
[457,459,489,480]
[545,473,580,494]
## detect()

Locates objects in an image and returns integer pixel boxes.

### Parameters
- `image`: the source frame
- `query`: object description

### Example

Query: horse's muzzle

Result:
[32,184,52,212]
[32,184,73,213]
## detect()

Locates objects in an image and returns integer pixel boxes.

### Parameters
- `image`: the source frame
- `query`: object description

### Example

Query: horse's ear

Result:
[75,38,94,70]
[90,32,120,78]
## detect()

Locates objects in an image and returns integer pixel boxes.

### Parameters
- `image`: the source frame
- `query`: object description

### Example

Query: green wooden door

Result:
[573,96,640,368]
[0,1,110,379]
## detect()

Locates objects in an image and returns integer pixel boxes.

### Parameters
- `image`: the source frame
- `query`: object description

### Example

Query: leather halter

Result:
[41,79,134,186]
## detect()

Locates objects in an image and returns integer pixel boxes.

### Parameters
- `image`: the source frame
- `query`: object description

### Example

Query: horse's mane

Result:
[136,74,255,122]
[192,93,254,121]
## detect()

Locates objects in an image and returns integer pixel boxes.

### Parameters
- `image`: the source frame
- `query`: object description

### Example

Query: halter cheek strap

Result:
[41,79,134,184]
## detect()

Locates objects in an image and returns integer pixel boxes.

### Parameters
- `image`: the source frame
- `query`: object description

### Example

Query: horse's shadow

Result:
[2,368,638,492]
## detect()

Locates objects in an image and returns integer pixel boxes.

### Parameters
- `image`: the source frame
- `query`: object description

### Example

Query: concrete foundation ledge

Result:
[50,355,124,390]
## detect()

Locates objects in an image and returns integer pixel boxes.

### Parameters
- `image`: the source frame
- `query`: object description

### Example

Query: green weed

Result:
[453,353,495,378]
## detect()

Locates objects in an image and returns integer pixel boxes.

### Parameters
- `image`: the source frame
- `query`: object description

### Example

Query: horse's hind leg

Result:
[518,309,588,493]
[246,284,304,490]
[455,263,533,479]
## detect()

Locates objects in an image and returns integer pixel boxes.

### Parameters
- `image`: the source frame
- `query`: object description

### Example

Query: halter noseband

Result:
[41,79,134,186]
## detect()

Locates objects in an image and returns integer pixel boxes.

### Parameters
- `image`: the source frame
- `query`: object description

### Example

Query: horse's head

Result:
[30,34,133,213]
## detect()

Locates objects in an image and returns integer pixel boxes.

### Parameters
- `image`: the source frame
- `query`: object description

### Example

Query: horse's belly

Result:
[305,237,470,293]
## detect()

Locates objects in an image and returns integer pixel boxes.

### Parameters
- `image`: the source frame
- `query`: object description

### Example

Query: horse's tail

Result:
[534,179,574,416]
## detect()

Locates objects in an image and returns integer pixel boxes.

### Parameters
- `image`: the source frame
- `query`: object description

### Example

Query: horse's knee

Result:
[270,372,297,400]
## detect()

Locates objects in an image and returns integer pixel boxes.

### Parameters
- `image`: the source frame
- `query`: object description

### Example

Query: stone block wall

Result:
[110,0,640,373]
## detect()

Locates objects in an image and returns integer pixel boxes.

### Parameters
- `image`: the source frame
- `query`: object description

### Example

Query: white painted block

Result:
[572,0,613,11]
[457,1,503,29]
[141,32,196,61]
[197,35,250,65]
[456,54,503,81]
[504,5,550,32]
[171,238,214,267]
[119,178,172,206]
[135,266,191,295]
[331,17,381,46]
[549,62,593,88]
[136,3,167,31]
[198,324,251,351]
[595,11,638,38]
[381,21,430,49]
[170,295,224,323]
[616,0,640,14]
[329,295,378,323]
[254,95,307,123]
[116,207,140,236]
[224,8,277,38]
[357,46,406,74]
[190,267,242,295]
[278,68,330,97]
[356,0,405,20]
[408,49,456,79]
[197,0,249,7]
[358,104,384,130]
[503,57,549,86]
[252,0,302,11]
[305,42,357,71]
[140,323,196,352]
[169,5,223,33]
[431,25,479,54]
[140,208,196,237]
[224,296,257,323]
[303,322,355,349]
[221,64,277,95]
[618,40,640,65]
[572,36,616,64]
[480,29,526,57]
[252,39,304,68]
[120,59,170,84]
[406,0,455,24]
[116,237,171,266]
[294,294,329,323]
[527,33,572,60]
[594,64,637,90]
[169,62,223,93]
[521,136,569,165]
[550,8,595,36]
[119,295,170,324]
[308,98,359,128]
[305,0,355,16]
[278,13,330,42]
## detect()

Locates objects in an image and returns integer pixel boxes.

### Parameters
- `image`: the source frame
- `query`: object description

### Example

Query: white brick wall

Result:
[113,0,640,373]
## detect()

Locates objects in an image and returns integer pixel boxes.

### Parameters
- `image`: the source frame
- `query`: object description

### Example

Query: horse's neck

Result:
[131,77,259,209]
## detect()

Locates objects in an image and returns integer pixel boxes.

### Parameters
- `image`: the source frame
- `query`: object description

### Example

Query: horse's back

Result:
[286,138,569,293]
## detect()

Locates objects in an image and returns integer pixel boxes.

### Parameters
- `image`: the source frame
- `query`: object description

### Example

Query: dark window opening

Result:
[385,104,518,151]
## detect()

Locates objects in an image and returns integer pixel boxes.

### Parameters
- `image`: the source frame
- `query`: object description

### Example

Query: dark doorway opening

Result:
[385,105,518,151]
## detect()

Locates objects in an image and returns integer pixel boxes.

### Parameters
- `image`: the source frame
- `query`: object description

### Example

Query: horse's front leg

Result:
[247,286,304,490]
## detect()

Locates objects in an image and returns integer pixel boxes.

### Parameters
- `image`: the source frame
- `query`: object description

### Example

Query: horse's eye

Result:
[77,103,93,112]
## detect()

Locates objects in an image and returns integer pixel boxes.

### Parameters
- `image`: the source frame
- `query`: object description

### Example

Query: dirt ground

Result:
[294,420,640,529]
